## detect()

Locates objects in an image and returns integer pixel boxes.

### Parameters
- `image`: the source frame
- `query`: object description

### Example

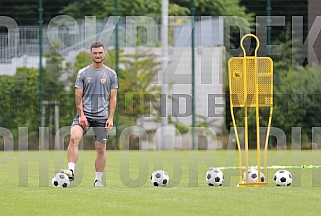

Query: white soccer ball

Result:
[206,168,224,186]
[242,169,265,183]
[150,170,169,187]
[273,170,292,186]
[52,173,70,188]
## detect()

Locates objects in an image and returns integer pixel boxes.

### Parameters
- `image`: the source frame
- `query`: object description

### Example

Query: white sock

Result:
[95,172,103,181]
[68,162,76,172]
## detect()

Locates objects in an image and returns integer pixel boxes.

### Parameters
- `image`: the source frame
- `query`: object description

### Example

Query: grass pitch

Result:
[1,150,321,216]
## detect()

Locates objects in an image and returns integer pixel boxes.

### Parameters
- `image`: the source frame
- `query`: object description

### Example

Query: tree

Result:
[177,0,253,17]
[43,48,74,130]
[60,0,188,18]
[44,48,69,99]
[117,48,161,126]
[0,75,16,132]
[273,64,321,145]
[240,0,308,42]
[0,0,71,25]
[12,67,40,148]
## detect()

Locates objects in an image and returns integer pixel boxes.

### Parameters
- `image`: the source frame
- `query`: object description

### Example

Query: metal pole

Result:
[191,0,196,150]
[115,0,120,149]
[266,0,272,148]
[55,101,60,150]
[38,0,43,123]
[160,0,169,150]
[38,0,44,149]
[267,0,272,56]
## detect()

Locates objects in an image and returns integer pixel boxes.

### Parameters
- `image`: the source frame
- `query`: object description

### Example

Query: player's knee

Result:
[70,135,81,146]
[95,144,106,154]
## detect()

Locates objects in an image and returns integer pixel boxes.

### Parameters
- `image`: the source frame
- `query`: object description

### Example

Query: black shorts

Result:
[71,115,108,144]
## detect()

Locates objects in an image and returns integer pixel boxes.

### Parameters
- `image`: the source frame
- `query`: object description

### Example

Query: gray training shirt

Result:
[75,64,118,119]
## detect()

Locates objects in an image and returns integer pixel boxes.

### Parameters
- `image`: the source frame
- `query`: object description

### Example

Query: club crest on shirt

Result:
[101,77,107,84]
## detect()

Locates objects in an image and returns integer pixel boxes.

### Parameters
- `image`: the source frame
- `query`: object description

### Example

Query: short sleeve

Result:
[75,71,84,89]
[111,72,118,89]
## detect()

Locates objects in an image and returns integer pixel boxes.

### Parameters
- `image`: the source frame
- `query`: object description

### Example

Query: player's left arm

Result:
[105,88,117,129]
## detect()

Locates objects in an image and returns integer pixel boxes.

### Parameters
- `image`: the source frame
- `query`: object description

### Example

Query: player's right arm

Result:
[75,88,88,128]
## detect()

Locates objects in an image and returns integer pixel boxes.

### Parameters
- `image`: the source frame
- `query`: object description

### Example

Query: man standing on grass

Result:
[61,41,118,187]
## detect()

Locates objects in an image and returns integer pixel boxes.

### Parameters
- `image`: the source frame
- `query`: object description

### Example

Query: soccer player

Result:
[61,41,118,187]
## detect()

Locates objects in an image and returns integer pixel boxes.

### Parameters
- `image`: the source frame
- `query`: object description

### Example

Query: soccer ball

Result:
[273,170,292,186]
[206,168,224,186]
[150,170,169,187]
[52,173,70,188]
[242,169,265,183]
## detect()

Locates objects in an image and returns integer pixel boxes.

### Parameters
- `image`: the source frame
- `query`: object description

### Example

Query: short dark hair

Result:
[90,42,105,50]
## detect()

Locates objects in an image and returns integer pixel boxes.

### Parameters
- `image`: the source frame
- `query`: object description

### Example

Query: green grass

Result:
[1,150,321,216]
